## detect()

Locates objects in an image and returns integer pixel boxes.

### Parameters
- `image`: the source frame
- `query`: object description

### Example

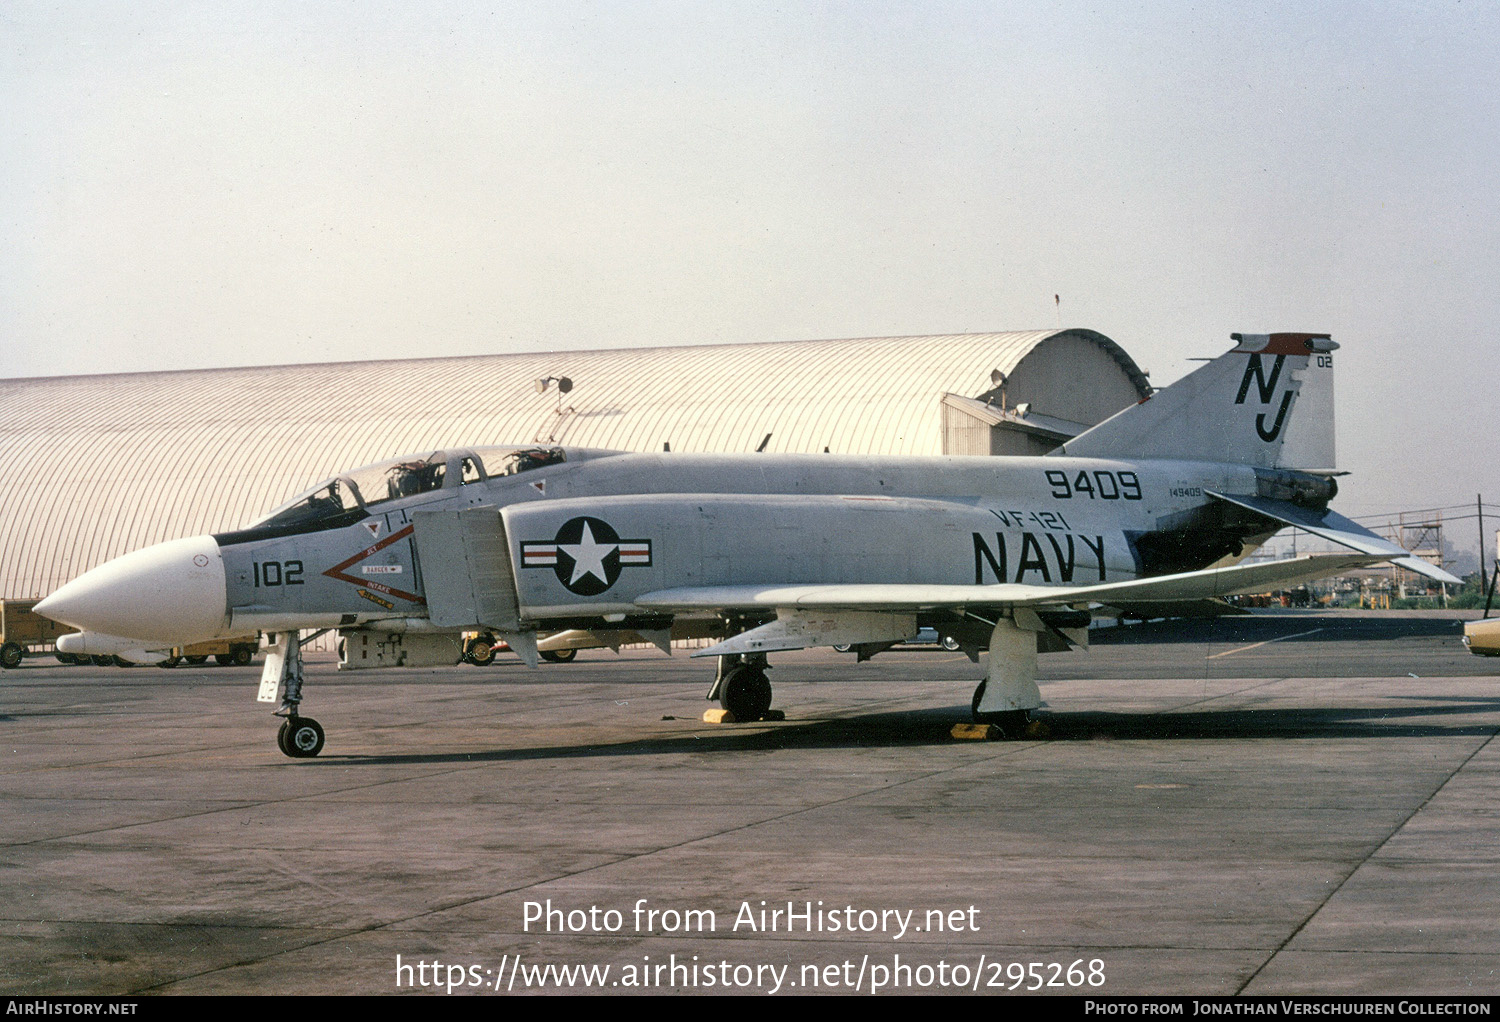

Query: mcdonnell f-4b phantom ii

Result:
[35,333,1457,757]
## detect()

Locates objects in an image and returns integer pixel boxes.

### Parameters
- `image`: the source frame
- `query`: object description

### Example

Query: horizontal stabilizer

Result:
[1208,492,1462,584]
[638,553,1381,616]
[1389,555,1462,584]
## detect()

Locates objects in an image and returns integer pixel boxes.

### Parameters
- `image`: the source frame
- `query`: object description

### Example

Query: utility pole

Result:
[1479,494,1488,597]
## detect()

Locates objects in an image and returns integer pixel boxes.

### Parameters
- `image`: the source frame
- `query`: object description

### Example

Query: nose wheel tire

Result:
[720,666,773,722]
[277,717,325,758]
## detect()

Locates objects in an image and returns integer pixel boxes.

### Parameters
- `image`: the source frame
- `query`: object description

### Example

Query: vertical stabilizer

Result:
[1053,333,1338,471]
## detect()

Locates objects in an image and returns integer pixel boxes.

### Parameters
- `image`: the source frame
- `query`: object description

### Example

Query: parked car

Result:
[833,627,959,653]
[1463,618,1500,657]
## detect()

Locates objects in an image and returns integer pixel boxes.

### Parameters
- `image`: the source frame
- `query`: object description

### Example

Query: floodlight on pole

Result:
[532,376,577,443]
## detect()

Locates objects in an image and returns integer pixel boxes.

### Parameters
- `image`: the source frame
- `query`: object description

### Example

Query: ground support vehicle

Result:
[0,599,70,668]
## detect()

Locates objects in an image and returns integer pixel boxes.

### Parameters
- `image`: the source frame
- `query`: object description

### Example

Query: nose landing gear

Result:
[263,630,327,758]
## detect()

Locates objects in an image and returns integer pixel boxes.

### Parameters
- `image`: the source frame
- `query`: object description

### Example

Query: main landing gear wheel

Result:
[465,638,495,666]
[539,648,576,663]
[720,666,773,722]
[278,716,325,758]
[970,681,1032,737]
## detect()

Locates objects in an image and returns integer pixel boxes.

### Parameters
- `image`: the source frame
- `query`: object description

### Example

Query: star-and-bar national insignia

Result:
[520,516,652,596]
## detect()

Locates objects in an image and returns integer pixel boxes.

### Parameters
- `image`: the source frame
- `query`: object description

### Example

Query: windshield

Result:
[254,452,449,529]
[253,477,366,530]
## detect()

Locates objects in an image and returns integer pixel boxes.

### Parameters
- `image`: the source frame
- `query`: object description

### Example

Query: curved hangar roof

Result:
[0,329,1148,598]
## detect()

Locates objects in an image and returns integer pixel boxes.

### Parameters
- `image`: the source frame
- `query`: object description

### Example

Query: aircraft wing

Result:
[635,553,1379,657]
[1207,491,1462,584]
[637,553,1380,613]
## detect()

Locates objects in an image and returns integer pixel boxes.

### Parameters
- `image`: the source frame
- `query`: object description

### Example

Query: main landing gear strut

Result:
[263,631,326,758]
[706,653,774,721]
[970,614,1044,739]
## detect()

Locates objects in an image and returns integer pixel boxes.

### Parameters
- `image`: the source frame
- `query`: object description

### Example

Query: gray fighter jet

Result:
[35,333,1456,756]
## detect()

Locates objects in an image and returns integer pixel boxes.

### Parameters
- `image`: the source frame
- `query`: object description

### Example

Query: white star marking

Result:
[559,522,617,586]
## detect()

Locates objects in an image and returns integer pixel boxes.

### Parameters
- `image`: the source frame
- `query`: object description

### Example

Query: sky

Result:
[3,1,1498,565]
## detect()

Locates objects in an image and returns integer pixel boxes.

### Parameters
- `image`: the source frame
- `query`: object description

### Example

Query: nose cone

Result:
[35,536,229,645]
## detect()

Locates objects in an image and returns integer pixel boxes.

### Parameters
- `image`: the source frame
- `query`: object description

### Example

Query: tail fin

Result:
[1053,333,1338,471]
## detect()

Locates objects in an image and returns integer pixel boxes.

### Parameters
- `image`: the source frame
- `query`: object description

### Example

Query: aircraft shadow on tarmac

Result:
[321,698,1500,767]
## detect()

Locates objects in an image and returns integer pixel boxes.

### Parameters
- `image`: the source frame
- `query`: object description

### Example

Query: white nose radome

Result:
[34,535,229,645]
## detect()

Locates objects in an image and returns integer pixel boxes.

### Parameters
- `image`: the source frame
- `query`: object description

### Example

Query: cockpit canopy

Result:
[253,446,567,529]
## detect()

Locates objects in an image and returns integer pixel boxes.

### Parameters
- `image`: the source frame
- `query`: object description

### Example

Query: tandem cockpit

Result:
[250,446,572,532]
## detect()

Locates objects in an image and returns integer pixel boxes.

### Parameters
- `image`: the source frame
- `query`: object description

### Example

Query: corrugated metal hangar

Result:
[0,329,1149,599]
